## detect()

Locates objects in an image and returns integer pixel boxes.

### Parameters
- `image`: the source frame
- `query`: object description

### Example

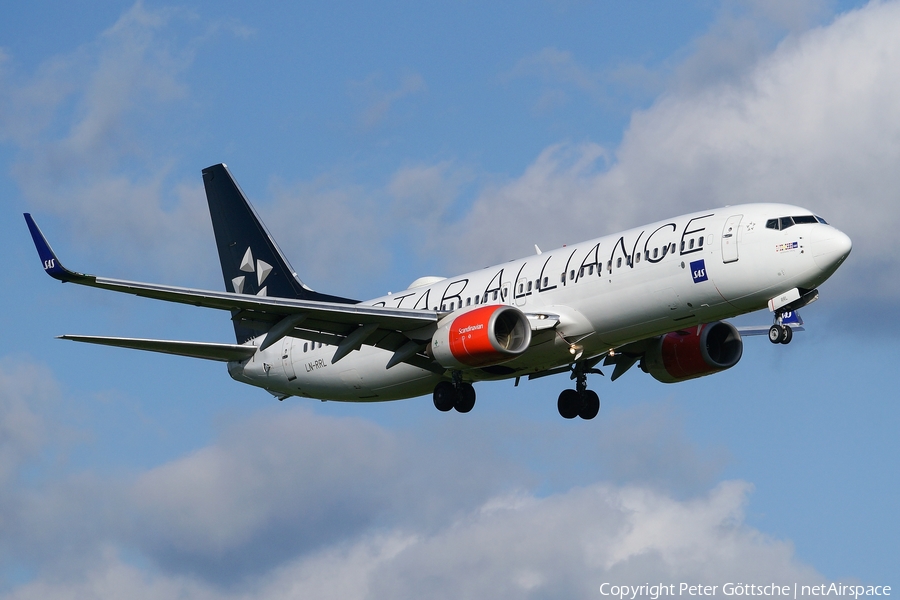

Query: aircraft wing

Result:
[25,214,441,359]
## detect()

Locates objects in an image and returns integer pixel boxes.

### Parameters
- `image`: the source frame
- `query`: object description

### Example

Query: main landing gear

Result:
[557,362,601,420]
[433,373,476,413]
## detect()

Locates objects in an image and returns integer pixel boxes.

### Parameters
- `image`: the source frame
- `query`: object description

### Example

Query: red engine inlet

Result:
[641,321,743,383]
[431,305,532,369]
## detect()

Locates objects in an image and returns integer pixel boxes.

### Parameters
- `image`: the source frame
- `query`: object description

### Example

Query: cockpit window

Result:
[767,215,823,230]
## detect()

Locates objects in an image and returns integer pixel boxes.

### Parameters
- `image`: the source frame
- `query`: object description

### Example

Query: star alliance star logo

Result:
[231,247,272,296]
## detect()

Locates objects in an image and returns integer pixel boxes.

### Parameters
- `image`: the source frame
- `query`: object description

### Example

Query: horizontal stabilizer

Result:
[58,335,257,362]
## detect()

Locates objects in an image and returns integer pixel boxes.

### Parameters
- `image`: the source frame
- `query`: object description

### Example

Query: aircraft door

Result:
[721,215,743,264]
[281,337,297,381]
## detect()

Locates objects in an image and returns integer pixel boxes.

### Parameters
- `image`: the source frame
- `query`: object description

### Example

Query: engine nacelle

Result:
[641,321,743,383]
[431,305,532,369]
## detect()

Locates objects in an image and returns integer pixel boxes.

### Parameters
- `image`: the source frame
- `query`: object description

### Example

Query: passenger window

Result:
[493,291,498,301]
[527,281,532,292]
[543,277,548,287]
[450,302,455,310]
[607,260,612,271]
[570,270,575,280]
[303,343,308,352]
[475,295,480,304]
[636,253,641,263]
[560,273,566,283]
[680,241,685,252]
[616,257,622,268]
[466,298,471,306]
[579,267,585,278]
[653,248,658,259]
[588,265,594,275]
[689,239,695,250]
[698,237,704,247]
[518,283,524,294]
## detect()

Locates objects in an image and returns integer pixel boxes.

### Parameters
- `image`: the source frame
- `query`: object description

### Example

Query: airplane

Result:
[24,163,852,420]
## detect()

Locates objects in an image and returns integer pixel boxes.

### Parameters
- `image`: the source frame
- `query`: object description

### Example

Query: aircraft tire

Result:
[455,383,476,413]
[768,325,783,344]
[780,326,793,344]
[579,390,600,420]
[558,389,580,419]
[433,381,457,412]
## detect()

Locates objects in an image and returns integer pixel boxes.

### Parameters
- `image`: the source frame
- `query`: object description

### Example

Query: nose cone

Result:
[810,225,852,274]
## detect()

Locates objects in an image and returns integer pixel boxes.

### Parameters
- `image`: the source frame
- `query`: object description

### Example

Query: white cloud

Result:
[426,1,900,308]
[261,177,392,297]
[0,3,237,282]
[351,72,427,129]
[3,480,825,599]
[0,359,832,597]
[0,359,57,484]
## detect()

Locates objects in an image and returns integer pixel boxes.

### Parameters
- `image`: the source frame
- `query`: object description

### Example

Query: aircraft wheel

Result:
[557,389,580,419]
[780,326,793,344]
[433,381,457,412]
[768,325,783,344]
[455,383,476,413]
[579,390,600,420]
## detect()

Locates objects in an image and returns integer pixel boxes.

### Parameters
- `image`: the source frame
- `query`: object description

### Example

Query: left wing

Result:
[25,213,443,366]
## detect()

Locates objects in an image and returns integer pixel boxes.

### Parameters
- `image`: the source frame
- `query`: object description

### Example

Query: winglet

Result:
[23,213,88,282]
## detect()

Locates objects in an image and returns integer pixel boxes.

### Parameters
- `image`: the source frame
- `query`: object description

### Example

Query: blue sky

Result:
[2,0,899,597]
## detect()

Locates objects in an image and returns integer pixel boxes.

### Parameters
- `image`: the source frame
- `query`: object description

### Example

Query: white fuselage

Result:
[229,203,851,401]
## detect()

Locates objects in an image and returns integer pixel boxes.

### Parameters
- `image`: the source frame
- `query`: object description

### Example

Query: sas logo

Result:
[690,259,708,283]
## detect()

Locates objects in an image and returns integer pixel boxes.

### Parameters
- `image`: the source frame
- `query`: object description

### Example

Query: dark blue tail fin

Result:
[202,164,357,342]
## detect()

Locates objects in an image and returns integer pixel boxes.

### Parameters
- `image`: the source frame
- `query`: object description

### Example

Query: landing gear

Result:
[433,381,457,412]
[768,323,793,344]
[455,383,476,413]
[432,375,477,413]
[780,325,793,344]
[557,361,602,420]
[557,389,580,419]
[557,388,600,420]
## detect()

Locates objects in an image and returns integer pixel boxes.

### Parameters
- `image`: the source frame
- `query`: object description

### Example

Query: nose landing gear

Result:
[768,324,793,344]
[768,311,796,345]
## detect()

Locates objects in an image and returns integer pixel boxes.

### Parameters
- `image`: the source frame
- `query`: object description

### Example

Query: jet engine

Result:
[431,305,532,369]
[641,321,743,383]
